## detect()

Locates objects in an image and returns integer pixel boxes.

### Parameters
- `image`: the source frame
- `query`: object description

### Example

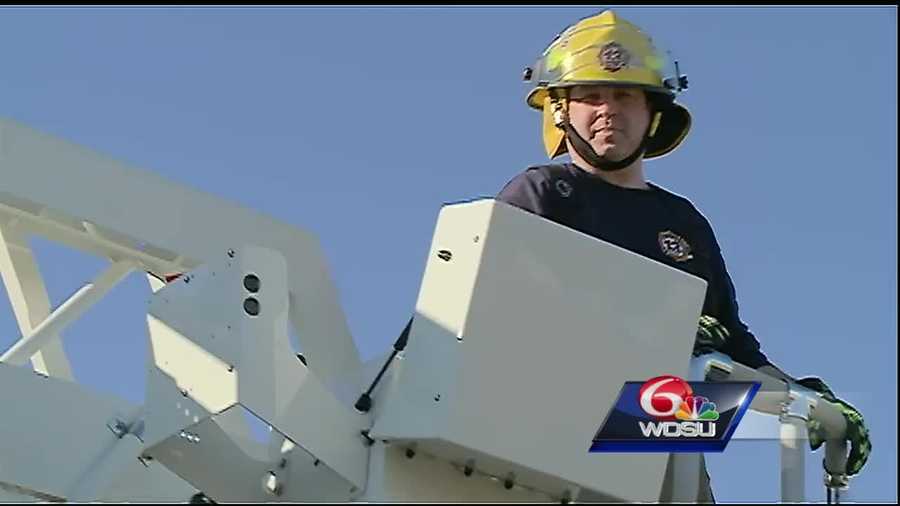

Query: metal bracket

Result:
[688,351,733,382]
[106,416,145,442]
[106,418,129,439]
[781,387,818,423]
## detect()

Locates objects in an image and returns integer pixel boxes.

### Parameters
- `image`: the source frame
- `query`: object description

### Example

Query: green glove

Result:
[693,314,729,357]
[795,376,871,476]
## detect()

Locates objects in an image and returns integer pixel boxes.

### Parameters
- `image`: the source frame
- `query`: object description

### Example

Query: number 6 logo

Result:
[639,375,693,419]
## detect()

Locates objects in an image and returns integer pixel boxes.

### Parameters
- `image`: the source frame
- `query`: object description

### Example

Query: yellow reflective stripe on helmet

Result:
[545,45,566,73]
[649,111,662,138]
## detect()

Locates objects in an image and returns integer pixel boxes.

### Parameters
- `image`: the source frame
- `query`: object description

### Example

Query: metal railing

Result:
[690,352,850,503]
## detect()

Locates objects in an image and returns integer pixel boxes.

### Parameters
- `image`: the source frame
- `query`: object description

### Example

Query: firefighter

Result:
[498,10,871,502]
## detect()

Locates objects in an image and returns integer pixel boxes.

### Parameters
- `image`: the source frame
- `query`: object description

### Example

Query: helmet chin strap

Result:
[562,122,650,173]
[552,95,660,173]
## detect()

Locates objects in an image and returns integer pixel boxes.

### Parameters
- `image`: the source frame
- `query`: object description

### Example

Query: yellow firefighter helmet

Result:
[524,10,691,163]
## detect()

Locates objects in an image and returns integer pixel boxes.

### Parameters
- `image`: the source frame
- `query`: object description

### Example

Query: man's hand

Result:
[693,314,729,357]
[795,376,872,476]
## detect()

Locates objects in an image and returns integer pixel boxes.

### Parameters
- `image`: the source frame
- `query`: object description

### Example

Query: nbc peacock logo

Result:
[589,374,760,452]
[675,394,720,421]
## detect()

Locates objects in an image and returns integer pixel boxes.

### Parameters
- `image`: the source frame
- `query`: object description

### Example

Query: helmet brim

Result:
[645,102,690,159]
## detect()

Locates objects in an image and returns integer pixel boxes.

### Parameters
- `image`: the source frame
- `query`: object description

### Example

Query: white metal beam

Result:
[0,201,192,277]
[780,416,807,502]
[1,117,362,388]
[0,222,73,380]
[0,260,135,366]
[0,362,141,501]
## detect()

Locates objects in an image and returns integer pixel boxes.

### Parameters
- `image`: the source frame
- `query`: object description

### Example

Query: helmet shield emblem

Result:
[599,41,631,72]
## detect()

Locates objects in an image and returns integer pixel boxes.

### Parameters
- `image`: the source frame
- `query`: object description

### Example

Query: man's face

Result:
[566,85,651,161]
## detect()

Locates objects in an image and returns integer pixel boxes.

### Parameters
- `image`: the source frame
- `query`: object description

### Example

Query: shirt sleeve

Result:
[496,169,556,219]
[703,224,773,369]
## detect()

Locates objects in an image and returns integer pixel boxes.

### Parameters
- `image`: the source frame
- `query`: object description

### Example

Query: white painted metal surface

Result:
[0,363,195,502]
[142,246,370,500]
[691,352,850,503]
[781,415,808,502]
[0,223,73,380]
[0,117,362,390]
[1,260,134,366]
[95,456,199,503]
[370,199,710,502]
[359,441,556,502]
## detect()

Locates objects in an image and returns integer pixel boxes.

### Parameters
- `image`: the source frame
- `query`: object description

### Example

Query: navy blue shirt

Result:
[497,163,771,369]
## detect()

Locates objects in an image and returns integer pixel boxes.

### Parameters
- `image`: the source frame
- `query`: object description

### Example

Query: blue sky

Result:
[0,6,896,502]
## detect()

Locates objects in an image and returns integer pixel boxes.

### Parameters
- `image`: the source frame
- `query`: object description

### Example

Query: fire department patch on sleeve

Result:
[658,230,693,262]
